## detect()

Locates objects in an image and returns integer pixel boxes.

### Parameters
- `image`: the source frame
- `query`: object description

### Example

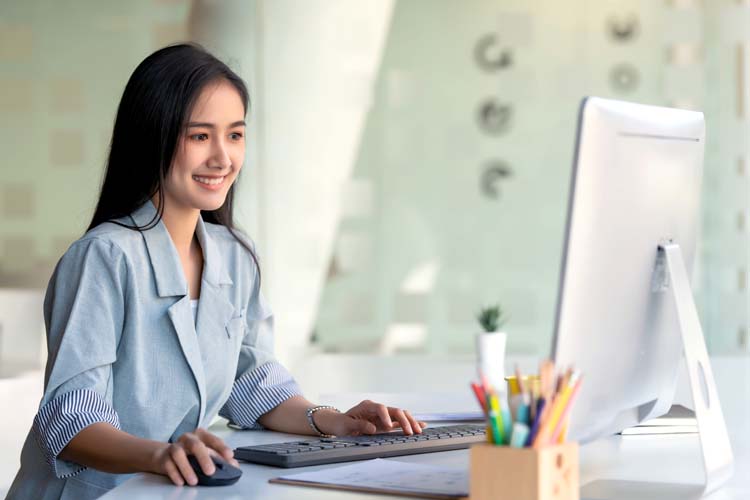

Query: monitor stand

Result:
[661,243,734,494]
[582,243,734,499]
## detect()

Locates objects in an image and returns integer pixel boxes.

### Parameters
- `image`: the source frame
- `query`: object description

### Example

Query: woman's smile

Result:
[192,174,227,190]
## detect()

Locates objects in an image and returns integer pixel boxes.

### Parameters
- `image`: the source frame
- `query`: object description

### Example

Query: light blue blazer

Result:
[7,200,301,500]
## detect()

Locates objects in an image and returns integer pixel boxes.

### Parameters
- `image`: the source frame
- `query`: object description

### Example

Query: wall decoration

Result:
[607,14,639,42]
[473,33,513,72]
[1,183,35,217]
[609,63,640,93]
[480,161,513,199]
[477,99,513,135]
[49,129,85,167]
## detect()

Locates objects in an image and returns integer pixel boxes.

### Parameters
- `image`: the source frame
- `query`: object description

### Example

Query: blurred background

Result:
[1,0,749,494]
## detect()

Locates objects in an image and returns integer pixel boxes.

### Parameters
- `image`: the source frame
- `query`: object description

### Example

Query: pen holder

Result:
[469,442,579,500]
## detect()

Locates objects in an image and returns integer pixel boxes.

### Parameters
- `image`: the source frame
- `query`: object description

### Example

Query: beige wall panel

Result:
[48,79,85,113]
[1,236,35,266]
[152,22,187,48]
[49,129,84,167]
[0,79,33,112]
[2,183,35,218]
[0,24,33,62]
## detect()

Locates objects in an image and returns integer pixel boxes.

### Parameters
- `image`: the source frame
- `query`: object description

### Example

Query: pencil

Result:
[550,375,583,443]
[533,371,580,448]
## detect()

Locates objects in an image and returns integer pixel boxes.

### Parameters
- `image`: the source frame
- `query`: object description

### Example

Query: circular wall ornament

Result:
[480,161,513,200]
[477,99,513,135]
[474,33,513,72]
[609,63,639,93]
[607,14,639,42]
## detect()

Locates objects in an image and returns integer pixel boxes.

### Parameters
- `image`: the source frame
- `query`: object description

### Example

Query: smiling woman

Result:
[5,44,425,500]
[168,84,247,206]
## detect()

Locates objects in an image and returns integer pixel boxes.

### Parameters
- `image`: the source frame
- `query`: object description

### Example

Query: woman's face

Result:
[163,79,246,213]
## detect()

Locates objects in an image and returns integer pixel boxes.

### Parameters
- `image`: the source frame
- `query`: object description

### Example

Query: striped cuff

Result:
[219,361,303,430]
[32,389,121,478]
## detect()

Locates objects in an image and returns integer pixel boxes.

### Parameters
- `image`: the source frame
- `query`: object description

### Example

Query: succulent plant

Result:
[476,304,506,333]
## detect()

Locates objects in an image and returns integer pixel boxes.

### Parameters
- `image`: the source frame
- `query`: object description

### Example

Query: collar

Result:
[128,200,233,297]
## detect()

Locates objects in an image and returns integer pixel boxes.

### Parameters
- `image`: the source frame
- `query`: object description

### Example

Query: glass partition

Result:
[312,0,749,356]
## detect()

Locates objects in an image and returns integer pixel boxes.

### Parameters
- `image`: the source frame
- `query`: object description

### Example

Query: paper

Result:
[621,425,698,435]
[272,458,469,499]
[621,405,698,435]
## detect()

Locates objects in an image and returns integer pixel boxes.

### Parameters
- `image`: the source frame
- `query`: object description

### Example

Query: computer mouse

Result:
[187,454,243,486]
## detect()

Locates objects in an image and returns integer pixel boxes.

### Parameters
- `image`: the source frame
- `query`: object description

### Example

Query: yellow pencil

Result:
[533,371,579,448]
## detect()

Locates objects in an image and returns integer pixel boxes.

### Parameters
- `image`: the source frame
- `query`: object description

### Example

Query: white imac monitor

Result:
[551,97,733,492]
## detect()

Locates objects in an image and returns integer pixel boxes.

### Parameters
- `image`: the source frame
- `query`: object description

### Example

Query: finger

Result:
[389,408,413,435]
[164,458,184,486]
[354,419,378,435]
[207,445,239,467]
[197,429,234,461]
[403,410,422,434]
[182,433,216,475]
[187,441,216,476]
[419,421,428,429]
[345,399,371,417]
[169,446,197,486]
[373,404,393,430]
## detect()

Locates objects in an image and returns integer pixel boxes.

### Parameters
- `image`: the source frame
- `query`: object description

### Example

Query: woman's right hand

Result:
[150,427,240,486]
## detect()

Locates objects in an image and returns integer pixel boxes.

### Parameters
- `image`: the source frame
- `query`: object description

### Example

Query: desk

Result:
[102,355,750,499]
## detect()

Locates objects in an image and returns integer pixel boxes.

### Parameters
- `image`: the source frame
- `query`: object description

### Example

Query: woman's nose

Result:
[210,138,232,169]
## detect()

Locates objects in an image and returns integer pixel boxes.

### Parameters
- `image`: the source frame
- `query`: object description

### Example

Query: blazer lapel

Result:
[129,200,188,297]
[167,296,208,422]
[128,200,208,423]
[194,216,236,341]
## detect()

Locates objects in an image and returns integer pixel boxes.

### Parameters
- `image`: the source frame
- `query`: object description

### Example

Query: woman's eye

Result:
[190,133,209,141]
[230,132,244,140]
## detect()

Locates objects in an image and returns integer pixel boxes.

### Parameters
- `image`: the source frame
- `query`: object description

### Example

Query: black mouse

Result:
[187,455,243,486]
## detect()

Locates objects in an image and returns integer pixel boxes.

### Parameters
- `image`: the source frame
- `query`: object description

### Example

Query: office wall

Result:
[313,0,750,356]
[0,0,192,374]
[0,0,191,287]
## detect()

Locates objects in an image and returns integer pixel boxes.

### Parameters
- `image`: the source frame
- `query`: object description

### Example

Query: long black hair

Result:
[88,43,260,283]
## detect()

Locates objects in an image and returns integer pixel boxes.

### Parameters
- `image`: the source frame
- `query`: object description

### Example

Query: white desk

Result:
[102,355,750,499]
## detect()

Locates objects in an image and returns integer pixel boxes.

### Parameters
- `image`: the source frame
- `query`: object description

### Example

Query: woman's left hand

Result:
[314,400,428,437]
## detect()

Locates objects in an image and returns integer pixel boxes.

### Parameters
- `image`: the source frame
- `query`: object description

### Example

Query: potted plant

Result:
[476,304,507,392]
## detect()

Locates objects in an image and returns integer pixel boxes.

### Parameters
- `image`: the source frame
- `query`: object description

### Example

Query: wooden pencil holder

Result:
[469,442,579,500]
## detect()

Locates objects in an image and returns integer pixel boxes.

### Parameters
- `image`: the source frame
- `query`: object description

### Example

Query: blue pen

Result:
[516,400,530,426]
[526,398,545,447]
[510,422,530,448]
[526,398,545,446]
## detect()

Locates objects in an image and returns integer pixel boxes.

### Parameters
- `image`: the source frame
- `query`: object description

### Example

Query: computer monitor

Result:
[551,97,705,443]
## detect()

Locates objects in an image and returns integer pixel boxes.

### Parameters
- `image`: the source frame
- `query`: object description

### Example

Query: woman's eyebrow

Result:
[186,120,246,128]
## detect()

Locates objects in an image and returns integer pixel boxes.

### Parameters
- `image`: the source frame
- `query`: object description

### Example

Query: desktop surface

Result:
[101,356,750,500]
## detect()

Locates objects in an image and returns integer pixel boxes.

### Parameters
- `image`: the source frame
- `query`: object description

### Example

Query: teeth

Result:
[193,176,225,186]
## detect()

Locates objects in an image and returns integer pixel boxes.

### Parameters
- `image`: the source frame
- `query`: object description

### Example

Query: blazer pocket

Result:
[225,315,246,339]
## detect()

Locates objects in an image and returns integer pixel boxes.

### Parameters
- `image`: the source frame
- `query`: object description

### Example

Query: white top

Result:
[190,299,198,324]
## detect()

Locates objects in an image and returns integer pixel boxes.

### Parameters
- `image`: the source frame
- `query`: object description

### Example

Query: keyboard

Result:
[234,423,487,468]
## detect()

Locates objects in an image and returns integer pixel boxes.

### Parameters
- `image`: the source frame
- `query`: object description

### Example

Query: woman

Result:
[7,43,425,500]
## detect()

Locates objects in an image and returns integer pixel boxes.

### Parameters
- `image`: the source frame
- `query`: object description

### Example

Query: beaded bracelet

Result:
[306,405,340,437]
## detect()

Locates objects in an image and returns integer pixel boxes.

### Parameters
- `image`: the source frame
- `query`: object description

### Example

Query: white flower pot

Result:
[475,331,507,393]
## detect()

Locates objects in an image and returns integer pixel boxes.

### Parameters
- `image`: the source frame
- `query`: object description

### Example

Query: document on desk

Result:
[270,458,469,499]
